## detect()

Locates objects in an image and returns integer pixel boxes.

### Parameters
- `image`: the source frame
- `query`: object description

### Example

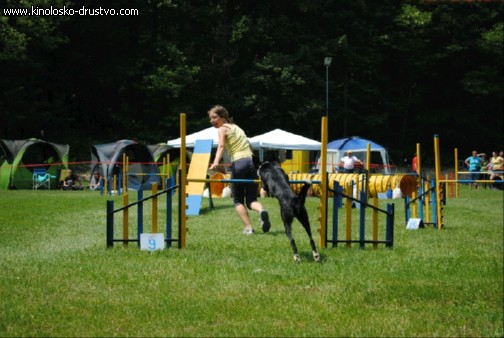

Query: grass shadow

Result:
[198,204,236,214]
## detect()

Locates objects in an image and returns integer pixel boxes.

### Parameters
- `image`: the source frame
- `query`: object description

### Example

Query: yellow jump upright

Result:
[186,139,213,216]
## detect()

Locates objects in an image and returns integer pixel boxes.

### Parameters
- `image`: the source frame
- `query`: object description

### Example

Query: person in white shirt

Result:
[339,150,363,173]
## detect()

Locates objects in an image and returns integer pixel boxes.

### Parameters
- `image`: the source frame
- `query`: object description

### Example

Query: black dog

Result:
[257,161,320,263]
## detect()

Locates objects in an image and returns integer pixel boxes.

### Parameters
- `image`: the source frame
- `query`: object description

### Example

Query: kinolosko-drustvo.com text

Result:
[3,6,139,16]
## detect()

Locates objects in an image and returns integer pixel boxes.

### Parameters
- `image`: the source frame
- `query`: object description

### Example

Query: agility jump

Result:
[106,180,180,248]
[106,113,402,251]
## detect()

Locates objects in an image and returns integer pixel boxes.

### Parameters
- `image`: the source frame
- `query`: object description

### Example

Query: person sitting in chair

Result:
[62,169,84,190]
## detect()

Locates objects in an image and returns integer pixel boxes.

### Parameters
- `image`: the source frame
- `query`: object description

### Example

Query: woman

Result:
[487,151,504,182]
[208,105,270,235]
[464,150,483,189]
[89,171,102,191]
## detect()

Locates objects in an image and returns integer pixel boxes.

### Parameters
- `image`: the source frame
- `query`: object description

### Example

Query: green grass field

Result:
[0,186,502,337]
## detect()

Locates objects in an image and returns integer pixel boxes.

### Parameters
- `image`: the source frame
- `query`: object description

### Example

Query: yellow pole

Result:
[433,134,443,230]
[319,116,328,248]
[454,148,459,198]
[411,189,417,218]
[366,143,371,199]
[152,182,158,233]
[180,113,187,248]
[122,193,128,246]
[161,157,166,190]
[126,155,129,191]
[122,153,126,193]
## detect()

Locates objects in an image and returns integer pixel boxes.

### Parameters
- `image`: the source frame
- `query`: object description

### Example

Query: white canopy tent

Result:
[167,127,321,165]
[167,127,219,148]
[168,127,320,149]
[248,129,321,161]
[248,129,321,150]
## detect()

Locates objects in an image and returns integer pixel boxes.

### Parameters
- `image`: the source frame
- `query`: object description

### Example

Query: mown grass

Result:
[0,186,502,337]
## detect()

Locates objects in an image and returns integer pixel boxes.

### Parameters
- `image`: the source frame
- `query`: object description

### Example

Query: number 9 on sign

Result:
[140,233,165,251]
[148,238,156,250]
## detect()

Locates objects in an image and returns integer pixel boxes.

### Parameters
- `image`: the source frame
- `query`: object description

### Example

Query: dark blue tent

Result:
[327,137,385,151]
[324,136,391,174]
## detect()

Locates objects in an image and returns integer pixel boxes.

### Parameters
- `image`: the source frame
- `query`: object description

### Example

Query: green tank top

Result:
[224,123,252,162]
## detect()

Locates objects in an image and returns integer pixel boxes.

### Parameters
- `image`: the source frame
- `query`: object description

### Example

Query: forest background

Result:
[0,0,502,167]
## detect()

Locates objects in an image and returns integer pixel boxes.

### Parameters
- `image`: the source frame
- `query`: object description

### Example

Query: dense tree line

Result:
[1,0,502,165]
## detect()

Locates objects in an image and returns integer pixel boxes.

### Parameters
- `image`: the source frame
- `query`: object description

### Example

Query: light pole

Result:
[324,56,332,117]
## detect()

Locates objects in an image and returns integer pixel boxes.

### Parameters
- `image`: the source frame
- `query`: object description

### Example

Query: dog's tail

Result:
[297,180,312,206]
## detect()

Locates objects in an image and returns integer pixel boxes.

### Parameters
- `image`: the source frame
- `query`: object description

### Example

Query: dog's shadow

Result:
[261,230,284,236]
[263,230,324,262]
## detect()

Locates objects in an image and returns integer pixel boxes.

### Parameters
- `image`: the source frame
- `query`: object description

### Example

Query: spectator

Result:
[339,151,363,173]
[487,151,504,183]
[62,169,84,190]
[412,155,418,173]
[479,153,488,188]
[89,171,102,191]
[464,150,483,189]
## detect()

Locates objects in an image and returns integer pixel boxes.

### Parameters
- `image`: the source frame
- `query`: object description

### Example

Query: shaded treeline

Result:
[0,0,502,165]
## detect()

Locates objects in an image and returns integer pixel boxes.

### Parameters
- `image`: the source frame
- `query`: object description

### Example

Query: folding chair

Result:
[32,168,54,190]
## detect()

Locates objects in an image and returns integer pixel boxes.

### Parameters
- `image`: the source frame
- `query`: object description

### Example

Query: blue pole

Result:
[359,190,366,249]
[404,196,410,222]
[137,189,143,246]
[419,182,424,220]
[332,182,340,248]
[99,178,104,196]
[166,178,173,248]
[386,203,394,248]
[118,173,122,196]
[106,200,114,247]
[431,178,437,229]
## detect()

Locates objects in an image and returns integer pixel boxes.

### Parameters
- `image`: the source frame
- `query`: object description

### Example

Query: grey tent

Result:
[91,140,160,190]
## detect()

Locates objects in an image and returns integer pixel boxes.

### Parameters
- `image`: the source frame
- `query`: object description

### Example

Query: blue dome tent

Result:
[322,136,391,174]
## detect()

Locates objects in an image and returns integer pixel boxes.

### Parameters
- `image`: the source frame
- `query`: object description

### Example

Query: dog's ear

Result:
[257,161,271,173]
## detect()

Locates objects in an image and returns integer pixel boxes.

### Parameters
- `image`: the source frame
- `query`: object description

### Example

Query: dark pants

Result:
[230,157,258,209]
[469,170,479,182]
